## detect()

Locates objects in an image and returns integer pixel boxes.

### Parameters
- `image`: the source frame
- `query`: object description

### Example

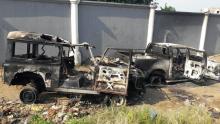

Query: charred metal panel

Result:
[96,48,145,95]
[3,62,60,88]
[134,56,170,79]
[184,60,204,80]
[48,88,99,95]
[204,60,220,80]
[95,66,128,95]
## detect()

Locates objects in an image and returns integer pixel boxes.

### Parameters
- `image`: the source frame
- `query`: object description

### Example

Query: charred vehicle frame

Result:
[133,43,207,85]
[97,48,146,95]
[3,31,145,105]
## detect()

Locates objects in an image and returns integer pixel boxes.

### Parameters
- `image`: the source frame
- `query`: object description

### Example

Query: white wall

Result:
[0,0,71,63]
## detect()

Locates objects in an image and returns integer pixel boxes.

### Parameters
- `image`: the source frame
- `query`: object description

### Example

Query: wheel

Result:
[20,86,38,104]
[149,74,166,86]
[110,95,126,106]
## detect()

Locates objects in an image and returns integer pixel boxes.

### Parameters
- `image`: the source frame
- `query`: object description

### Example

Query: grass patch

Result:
[66,105,212,124]
[66,106,155,124]
[30,105,212,124]
[30,115,52,124]
[166,105,213,124]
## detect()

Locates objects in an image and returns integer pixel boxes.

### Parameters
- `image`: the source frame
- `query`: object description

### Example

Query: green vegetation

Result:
[30,115,52,124]
[163,105,212,124]
[67,106,157,124]
[31,105,213,124]
[160,3,176,12]
[67,105,212,124]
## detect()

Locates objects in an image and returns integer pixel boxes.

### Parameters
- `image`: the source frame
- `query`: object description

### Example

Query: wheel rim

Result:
[111,96,126,106]
[20,89,36,104]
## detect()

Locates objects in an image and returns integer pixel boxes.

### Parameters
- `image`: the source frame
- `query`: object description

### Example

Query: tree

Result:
[160,3,176,12]
[89,0,153,5]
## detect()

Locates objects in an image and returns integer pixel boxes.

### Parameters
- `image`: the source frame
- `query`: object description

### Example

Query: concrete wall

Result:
[205,15,220,55]
[78,2,150,56]
[1,0,220,64]
[0,0,71,63]
[153,11,204,49]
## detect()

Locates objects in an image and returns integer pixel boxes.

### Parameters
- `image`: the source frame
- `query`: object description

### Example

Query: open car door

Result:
[184,49,206,80]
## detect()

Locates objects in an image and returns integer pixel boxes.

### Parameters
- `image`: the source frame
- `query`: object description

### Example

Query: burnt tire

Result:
[110,95,126,106]
[20,86,38,104]
[149,74,166,86]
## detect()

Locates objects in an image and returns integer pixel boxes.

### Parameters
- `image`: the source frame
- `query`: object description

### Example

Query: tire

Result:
[20,86,38,104]
[110,95,126,106]
[148,74,166,86]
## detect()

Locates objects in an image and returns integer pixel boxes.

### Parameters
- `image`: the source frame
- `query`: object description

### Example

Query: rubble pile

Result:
[0,97,101,124]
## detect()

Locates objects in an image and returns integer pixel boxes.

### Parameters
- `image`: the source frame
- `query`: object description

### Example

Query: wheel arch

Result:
[148,69,166,79]
[10,71,46,92]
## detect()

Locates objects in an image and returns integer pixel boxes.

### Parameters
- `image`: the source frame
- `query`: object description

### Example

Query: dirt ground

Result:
[0,68,22,100]
[209,54,220,62]
[0,82,22,100]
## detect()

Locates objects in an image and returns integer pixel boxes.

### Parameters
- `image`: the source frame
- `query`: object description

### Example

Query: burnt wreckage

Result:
[3,31,220,105]
[132,43,220,85]
[98,43,209,86]
[133,43,208,85]
[3,31,145,105]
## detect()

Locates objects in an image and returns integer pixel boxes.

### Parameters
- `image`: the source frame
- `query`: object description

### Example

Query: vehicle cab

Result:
[3,31,98,103]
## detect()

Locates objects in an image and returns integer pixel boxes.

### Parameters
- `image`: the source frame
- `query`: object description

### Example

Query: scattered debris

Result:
[0,97,101,124]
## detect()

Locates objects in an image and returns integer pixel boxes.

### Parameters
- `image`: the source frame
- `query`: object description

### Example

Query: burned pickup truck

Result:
[133,43,207,85]
[3,31,145,105]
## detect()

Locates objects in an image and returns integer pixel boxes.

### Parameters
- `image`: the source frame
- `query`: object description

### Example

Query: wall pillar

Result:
[199,12,209,51]
[70,0,81,65]
[146,3,157,47]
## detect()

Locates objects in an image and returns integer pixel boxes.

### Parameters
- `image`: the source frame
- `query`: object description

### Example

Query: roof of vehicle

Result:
[151,43,204,52]
[7,31,73,46]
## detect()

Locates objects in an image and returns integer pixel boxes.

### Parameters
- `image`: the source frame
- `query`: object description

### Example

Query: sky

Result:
[156,0,220,12]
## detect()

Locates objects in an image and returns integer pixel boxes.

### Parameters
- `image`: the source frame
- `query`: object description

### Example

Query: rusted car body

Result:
[3,31,144,105]
[133,43,207,85]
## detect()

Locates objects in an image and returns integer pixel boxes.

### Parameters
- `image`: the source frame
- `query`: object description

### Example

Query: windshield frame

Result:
[146,44,171,57]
